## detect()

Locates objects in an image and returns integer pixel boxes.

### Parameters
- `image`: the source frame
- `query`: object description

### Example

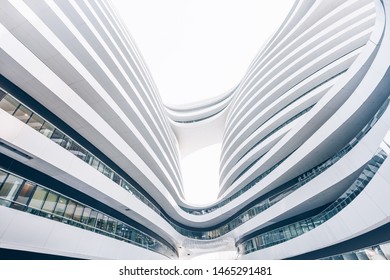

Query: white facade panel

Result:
[1,0,390,260]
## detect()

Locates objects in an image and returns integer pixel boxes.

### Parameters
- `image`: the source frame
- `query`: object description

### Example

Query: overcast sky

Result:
[110,0,294,204]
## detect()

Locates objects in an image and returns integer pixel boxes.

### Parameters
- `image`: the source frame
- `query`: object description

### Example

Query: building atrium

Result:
[1,0,390,260]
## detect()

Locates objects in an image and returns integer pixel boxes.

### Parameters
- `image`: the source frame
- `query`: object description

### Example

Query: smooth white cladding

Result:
[0,0,184,199]
[220,0,378,195]
[0,0,390,261]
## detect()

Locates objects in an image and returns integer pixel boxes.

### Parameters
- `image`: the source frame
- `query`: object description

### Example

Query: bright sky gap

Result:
[110,0,294,204]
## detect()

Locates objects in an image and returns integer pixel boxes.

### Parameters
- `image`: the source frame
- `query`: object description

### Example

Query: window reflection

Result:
[88,210,98,227]
[0,92,156,226]
[81,207,91,224]
[27,114,44,131]
[41,192,58,216]
[2,87,388,244]
[53,196,68,219]
[239,148,388,255]
[28,187,48,212]
[0,175,23,206]
[322,241,390,260]
[73,204,84,222]
[12,181,35,210]
[64,200,76,219]
[13,105,32,123]
[0,170,8,186]
[0,94,19,115]
[39,122,55,138]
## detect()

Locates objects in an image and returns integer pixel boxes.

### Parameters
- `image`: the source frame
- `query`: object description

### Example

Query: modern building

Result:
[1,0,390,260]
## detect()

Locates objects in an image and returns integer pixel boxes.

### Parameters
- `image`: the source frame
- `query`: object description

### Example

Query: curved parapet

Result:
[220,0,380,195]
[0,0,184,202]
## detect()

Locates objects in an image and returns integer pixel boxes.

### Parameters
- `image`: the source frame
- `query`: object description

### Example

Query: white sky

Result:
[110,0,294,204]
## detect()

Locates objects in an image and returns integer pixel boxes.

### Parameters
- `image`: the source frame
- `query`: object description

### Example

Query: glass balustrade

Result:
[1,87,389,241]
[321,241,390,260]
[0,48,363,221]
[238,143,389,255]
[180,96,390,216]
[0,89,162,216]
[0,168,176,258]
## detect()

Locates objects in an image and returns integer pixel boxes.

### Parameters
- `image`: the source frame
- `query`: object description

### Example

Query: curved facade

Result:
[1,0,390,260]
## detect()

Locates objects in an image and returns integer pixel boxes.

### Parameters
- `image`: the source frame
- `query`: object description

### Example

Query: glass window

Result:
[295,224,303,235]
[96,213,109,231]
[0,89,6,101]
[300,221,309,233]
[68,142,87,160]
[39,121,55,138]
[115,222,125,237]
[41,192,58,215]
[90,157,100,170]
[73,204,84,222]
[289,224,297,237]
[313,215,324,226]
[122,182,131,191]
[13,104,32,123]
[307,219,315,230]
[96,213,104,229]
[123,225,132,240]
[81,207,91,224]
[87,210,98,228]
[107,217,117,234]
[103,166,113,179]
[61,135,72,150]
[97,162,104,173]
[12,181,35,210]
[50,129,65,144]
[53,196,68,219]
[28,186,48,210]
[0,95,19,115]
[26,113,44,131]
[0,170,8,187]
[64,200,76,219]
[85,153,93,164]
[0,174,24,202]
[135,232,144,245]
[112,173,121,184]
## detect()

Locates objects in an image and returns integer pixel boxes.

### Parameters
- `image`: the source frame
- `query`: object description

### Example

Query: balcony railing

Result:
[0,168,176,258]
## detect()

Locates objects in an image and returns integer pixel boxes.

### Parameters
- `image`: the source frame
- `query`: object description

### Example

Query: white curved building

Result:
[1,0,390,260]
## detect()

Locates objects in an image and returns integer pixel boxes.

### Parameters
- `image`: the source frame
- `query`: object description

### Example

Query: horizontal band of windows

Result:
[287,222,390,260]
[237,147,388,255]
[1,89,389,241]
[0,89,164,217]
[0,75,164,217]
[0,168,176,258]
[321,240,390,260]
